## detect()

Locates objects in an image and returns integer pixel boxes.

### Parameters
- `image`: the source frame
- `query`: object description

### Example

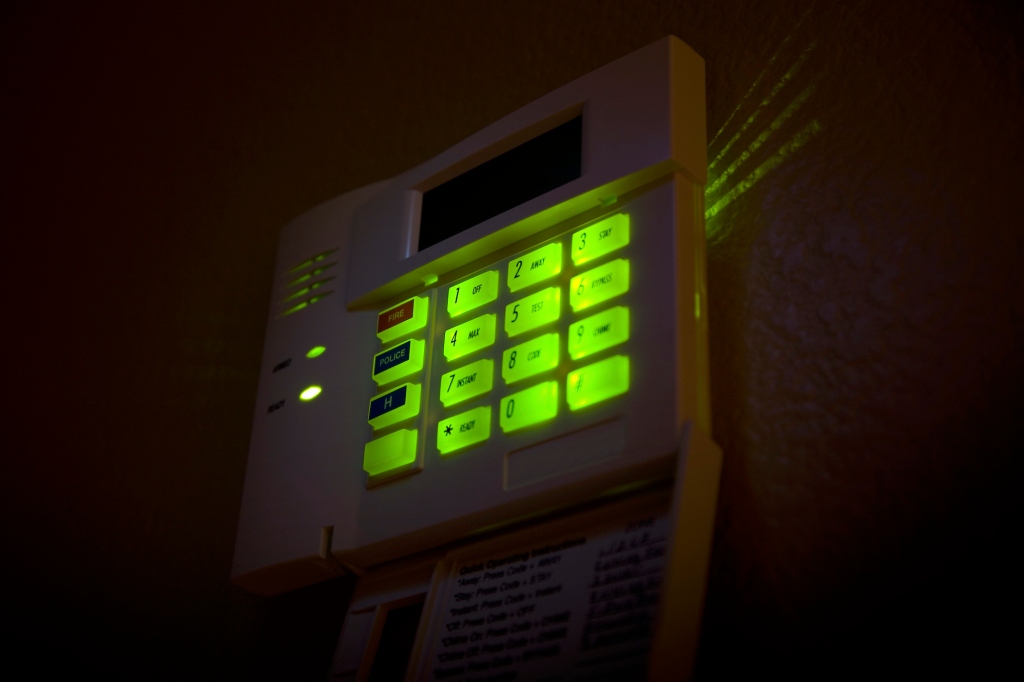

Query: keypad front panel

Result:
[361,209,639,486]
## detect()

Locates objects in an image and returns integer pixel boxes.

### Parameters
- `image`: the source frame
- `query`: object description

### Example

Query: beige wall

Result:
[2,0,1021,677]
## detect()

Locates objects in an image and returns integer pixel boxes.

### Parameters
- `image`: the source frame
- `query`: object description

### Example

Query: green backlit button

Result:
[502,332,560,385]
[444,313,496,361]
[367,382,421,430]
[439,358,494,407]
[372,338,425,386]
[363,428,418,477]
[447,270,498,318]
[437,406,491,456]
[572,213,630,266]
[499,381,558,434]
[377,296,428,344]
[568,306,630,360]
[504,287,561,338]
[569,258,630,312]
[566,355,629,411]
[507,242,562,293]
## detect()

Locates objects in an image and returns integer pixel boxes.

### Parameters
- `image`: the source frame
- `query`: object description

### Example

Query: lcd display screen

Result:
[418,115,583,252]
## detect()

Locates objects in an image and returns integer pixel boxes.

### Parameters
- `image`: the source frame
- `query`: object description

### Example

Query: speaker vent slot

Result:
[278,248,338,318]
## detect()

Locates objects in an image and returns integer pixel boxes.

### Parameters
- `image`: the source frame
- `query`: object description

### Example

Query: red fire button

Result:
[376,296,428,343]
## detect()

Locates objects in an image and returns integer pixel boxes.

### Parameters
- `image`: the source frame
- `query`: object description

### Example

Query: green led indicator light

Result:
[372,338,425,386]
[447,270,498,318]
[572,213,630,266]
[377,296,428,344]
[443,313,496,361]
[439,358,494,407]
[306,346,326,359]
[507,242,562,293]
[499,381,559,434]
[566,355,629,411]
[569,258,630,313]
[299,385,322,401]
[437,406,491,456]
[502,332,560,385]
[568,306,630,360]
[504,286,561,338]
[363,428,418,477]
[367,382,421,430]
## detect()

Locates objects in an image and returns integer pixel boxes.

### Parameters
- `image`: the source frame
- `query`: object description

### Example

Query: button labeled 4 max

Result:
[444,313,496,361]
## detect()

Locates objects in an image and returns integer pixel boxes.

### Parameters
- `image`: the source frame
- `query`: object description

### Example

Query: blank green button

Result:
[444,313,496,361]
[504,287,561,338]
[437,407,491,456]
[447,270,498,318]
[572,213,630,266]
[363,428,418,477]
[507,242,562,292]
[569,258,629,312]
[502,332,560,384]
[566,355,629,411]
[500,381,558,434]
[568,306,630,360]
[439,358,493,407]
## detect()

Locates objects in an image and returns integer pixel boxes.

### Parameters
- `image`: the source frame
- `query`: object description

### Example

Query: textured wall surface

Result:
[2,1,1021,678]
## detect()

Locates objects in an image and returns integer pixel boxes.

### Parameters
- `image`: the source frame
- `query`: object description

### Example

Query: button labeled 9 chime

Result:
[507,242,561,293]
[499,381,558,434]
[447,270,498,318]
[572,213,630,266]
[504,286,560,338]
[439,358,493,407]
[569,258,629,312]
[566,355,630,411]
[444,313,496,361]
[568,306,630,360]
[437,406,491,456]
[502,332,560,385]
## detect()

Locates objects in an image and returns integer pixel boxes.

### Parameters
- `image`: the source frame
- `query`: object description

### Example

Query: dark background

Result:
[2,1,1021,679]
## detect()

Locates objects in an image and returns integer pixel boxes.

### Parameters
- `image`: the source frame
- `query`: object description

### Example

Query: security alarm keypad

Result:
[364,212,633,485]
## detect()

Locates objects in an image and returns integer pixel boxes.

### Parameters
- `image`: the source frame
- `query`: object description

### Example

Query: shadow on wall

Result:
[699,1,1023,676]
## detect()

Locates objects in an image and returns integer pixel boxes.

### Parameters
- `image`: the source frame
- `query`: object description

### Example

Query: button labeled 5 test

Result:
[504,287,560,338]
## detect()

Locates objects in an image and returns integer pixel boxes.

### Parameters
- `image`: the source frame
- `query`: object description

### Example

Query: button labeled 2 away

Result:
[507,242,561,293]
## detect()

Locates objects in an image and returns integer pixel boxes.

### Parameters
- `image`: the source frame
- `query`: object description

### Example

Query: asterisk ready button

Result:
[444,424,453,436]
